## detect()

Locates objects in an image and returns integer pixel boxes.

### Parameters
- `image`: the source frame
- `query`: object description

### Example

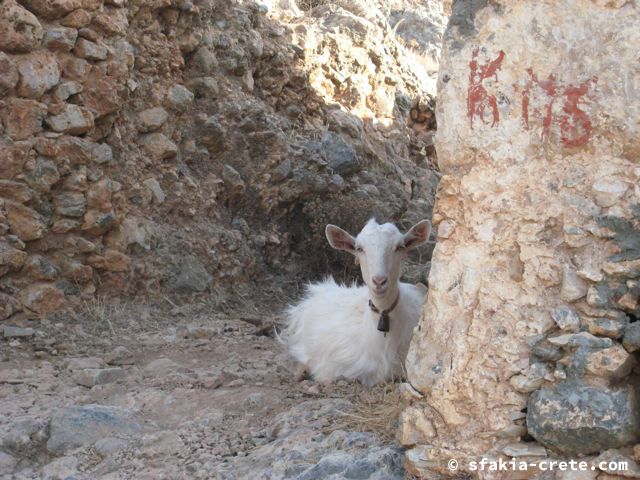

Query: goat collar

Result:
[368,292,400,334]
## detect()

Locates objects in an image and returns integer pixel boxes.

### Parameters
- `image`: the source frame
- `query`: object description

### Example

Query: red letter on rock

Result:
[560,77,597,147]
[467,48,506,129]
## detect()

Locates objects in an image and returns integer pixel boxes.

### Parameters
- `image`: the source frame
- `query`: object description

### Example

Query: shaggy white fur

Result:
[283,218,431,386]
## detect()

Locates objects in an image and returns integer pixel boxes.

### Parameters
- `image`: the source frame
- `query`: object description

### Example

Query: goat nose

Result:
[372,275,388,287]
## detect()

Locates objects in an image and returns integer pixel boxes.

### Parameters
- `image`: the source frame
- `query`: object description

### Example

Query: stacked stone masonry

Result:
[0,0,441,321]
[402,1,640,477]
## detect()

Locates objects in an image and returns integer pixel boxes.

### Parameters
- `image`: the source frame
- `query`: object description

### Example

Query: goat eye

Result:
[396,245,406,252]
[356,246,364,253]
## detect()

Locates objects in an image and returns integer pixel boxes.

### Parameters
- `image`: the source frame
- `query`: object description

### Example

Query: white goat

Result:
[283,218,431,386]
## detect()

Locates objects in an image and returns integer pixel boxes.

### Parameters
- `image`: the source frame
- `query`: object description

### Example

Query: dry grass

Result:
[329,383,404,442]
[79,296,119,336]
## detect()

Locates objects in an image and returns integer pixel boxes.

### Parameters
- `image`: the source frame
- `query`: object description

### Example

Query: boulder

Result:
[527,381,640,455]
[403,1,640,474]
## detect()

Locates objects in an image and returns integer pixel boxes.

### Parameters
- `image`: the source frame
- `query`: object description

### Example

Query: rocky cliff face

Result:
[0,0,444,319]
[402,0,640,476]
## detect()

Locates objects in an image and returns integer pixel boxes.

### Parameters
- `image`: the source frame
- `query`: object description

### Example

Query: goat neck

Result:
[368,281,400,312]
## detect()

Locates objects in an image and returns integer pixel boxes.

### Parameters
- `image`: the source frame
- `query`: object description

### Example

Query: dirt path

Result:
[0,301,406,479]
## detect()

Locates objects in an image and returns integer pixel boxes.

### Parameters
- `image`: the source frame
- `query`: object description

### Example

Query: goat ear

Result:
[403,220,432,250]
[326,225,356,253]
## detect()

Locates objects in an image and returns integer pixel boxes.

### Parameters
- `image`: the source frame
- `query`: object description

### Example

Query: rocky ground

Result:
[0,294,410,479]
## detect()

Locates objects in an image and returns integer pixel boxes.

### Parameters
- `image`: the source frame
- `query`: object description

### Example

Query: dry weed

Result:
[329,382,404,443]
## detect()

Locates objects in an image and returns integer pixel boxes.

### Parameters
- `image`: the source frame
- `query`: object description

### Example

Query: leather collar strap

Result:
[368,293,400,334]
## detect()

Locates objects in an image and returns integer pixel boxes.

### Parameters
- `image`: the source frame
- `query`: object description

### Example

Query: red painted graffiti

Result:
[520,69,597,147]
[559,77,598,147]
[467,48,506,129]
[467,49,598,147]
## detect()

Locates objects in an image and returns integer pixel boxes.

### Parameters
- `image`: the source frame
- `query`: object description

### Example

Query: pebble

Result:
[3,326,35,338]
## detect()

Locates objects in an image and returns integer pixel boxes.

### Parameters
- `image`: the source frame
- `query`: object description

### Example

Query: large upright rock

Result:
[402,1,640,476]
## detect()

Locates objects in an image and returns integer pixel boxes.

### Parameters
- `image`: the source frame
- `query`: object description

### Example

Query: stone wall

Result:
[0,0,442,321]
[401,0,640,476]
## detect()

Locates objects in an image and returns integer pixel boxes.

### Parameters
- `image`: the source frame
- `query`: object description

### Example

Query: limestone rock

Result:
[0,0,44,53]
[593,179,628,208]
[86,178,116,211]
[0,242,27,273]
[321,132,359,176]
[551,306,581,332]
[86,249,130,272]
[43,27,78,52]
[19,282,65,315]
[47,404,141,455]
[81,210,115,235]
[16,52,60,99]
[0,293,22,319]
[23,255,59,280]
[0,181,34,203]
[25,157,60,193]
[584,315,628,340]
[1,98,47,140]
[189,46,218,76]
[54,192,87,217]
[186,76,219,98]
[61,8,92,28]
[168,255,212,293]
[94,437,129,457]
[527,382,640,454]
[0,53,19,95]
[140,133,178,161]
[594,450,640,478]
[92,143,113,164]
[136,107,168,133]
[3,326,35,338]
[403,1,640,474]
[0,141,31,179]
[622,322,640,353]
[560,266,588,302]
[548,332,612,349]
[75,368,125,387]
[502,443,547,457]
[397,405,436,446]
[5,200,46,241]
[73,37,108,61]
[19,0,82,19]
[510,362,551,393]
[143,178,165,204]
[53,80,83,102]
[165,84,194,112]
[46,104,94,134]
[222,164,246,199]
[585,345,636,379]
